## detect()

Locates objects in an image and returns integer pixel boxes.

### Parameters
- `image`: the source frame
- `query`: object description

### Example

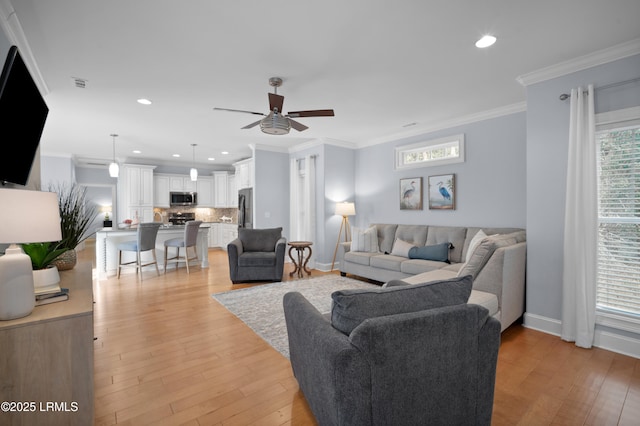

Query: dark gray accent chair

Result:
[283,275,501,426]
[227,227,286,284]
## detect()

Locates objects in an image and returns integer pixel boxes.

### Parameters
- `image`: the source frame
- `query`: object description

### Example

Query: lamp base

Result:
[0,244,35,320]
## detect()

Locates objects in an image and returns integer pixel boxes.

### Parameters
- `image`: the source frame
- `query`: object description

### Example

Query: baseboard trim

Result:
[523,312,640,359]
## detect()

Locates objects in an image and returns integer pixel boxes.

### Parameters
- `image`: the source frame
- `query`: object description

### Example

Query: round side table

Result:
[288,241,313,278]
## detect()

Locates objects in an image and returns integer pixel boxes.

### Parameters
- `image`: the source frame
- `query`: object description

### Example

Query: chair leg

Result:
[153,250,159,276]
[117,250,122,278]
[163,245,168,274]
[137,251,142,281]
[185,247,190,274]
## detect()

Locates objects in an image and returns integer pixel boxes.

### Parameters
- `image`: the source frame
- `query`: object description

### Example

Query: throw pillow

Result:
[390,238,414,258]
[331,275,473,334]
[239,227,282,252]
[351,226,379,253]
[457,232,519,279]
[408,242,451,263]
[465,229,487,263]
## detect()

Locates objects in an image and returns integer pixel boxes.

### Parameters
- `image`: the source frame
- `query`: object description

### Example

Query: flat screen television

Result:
[0,45,49,186]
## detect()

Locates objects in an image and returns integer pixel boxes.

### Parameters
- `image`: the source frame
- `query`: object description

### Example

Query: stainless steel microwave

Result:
[170,192,197,206]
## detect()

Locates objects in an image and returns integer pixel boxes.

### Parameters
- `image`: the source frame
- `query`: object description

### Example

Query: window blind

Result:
[596,126,640,316]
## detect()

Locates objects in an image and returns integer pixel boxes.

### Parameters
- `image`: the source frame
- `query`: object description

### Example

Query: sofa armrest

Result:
[283,292,372,426]
[337,241,351,271]
[473,241,526,331]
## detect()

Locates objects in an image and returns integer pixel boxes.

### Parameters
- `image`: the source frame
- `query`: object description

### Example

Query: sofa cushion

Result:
[239,227,282,252]
[465,229,487,263]
[344,251,378,266]
[372,224,398,254]
[408,242,450,262]
[351,226,379,252]
[394,225,428,249]
[370,254,404,272]
[391,238,414,257]
[238,252,276,267]
[400,259,447,275]
[330,275,473,334]
[425,226,467,263]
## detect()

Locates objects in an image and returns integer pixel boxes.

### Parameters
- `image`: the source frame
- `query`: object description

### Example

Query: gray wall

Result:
[253,148,290,237]
[354,112,527,229]
[525,54,640,331]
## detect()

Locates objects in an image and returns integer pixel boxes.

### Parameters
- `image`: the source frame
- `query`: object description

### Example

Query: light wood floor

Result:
[80,242,640,425]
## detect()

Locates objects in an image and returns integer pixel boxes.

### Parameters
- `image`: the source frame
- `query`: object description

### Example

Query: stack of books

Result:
[35,284,69,306]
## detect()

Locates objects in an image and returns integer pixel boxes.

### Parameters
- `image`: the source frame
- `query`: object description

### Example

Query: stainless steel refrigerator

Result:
[237,188,253,228]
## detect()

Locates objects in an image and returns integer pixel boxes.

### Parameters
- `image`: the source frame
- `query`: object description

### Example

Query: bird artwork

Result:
[438,181,451,201]
[428,175,455,210]
[400,178,422,210]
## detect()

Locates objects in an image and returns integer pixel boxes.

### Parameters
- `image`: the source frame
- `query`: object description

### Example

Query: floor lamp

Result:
[331,202,356,271]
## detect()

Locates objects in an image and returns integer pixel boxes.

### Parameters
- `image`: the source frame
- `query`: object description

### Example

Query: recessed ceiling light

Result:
[137,98,152,105]
[132,150,141,154]
[475,35,496,48]
[221,151,229,155]
[208,157,215,161]
[172,154,180,158]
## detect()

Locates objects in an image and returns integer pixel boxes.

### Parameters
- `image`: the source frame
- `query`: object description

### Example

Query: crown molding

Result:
[517,38,640,87]
[0,0,49,95]
[360,102,526,148]
[289,137,357,154]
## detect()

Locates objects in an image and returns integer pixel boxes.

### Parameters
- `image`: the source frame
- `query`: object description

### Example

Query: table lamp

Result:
[0,188,62,320]
[331,201,356,271]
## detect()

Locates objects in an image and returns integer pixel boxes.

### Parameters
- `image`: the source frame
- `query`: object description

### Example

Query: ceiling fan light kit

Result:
[214,77,334,135]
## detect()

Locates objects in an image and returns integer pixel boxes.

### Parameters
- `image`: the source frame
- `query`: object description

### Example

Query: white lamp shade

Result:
[109,162,119,178]
[190,167,198,181]
[335,202,356,217]
[0,189,62,244]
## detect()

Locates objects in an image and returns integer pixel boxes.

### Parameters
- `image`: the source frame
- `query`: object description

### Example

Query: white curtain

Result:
[561,84,597,348]
[289,155,316,249]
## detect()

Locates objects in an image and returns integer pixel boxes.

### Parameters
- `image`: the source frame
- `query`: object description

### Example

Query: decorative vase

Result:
[33,265,61,291]
[53,249,77,271]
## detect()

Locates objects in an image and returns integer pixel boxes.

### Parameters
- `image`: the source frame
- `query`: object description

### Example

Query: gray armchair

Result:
[227,227,287,284]
[283,275,501,426]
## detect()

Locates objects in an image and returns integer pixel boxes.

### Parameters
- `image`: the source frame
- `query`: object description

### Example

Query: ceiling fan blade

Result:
[213,107,265,116]
[268,93,284,113]
[287,109,335,118]
[289,118,309,132]
[241,119,263,129]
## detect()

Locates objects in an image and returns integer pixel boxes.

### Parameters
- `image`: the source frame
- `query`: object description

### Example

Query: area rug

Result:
[211,275,375,358]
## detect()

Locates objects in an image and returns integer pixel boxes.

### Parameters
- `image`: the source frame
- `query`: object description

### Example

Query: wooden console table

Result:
[0,262,94,425]
[288,241,313,278]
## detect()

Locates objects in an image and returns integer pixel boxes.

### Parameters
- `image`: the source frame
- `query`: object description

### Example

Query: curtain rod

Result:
[559,76,640,101]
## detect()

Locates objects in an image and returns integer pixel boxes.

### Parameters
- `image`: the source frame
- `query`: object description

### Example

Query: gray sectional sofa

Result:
[337,223,526,331]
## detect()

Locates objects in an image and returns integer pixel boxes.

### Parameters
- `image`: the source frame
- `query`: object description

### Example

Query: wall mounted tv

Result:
[0,45,49,186]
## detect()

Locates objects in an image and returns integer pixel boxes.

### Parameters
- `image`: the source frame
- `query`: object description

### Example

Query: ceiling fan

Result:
[213,77,335,135]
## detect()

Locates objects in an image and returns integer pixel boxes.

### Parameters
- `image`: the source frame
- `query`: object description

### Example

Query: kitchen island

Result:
[95,224,210,279]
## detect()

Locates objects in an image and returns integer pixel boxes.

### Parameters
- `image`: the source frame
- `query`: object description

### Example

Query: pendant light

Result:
[190,143,198,181]
[109,134,119,178]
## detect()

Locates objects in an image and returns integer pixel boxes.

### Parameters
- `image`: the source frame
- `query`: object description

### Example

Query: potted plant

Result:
[49,182,98,270]
[21,242,68,290]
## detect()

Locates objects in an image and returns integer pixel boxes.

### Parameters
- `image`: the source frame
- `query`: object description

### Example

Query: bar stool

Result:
[117,222,161,280]
[164,220,202,273]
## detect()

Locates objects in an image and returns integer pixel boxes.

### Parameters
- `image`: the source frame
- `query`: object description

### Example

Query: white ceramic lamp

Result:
[0,189,62,320]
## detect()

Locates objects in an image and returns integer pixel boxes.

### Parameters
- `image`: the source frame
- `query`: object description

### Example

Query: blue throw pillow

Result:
[408,242,450,263]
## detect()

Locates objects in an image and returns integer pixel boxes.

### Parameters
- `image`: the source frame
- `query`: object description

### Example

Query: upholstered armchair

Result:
[227,227,287,284]
[283,275,501,426]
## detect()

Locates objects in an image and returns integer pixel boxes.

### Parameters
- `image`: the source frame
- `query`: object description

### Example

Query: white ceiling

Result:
[3,0,640,170]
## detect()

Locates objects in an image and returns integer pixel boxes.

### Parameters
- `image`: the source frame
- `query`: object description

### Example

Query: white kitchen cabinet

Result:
[169,176,196,192]
[227,174,237,208]
[213,172,229,208]
[234,158,253,189]
[195,176,214,207]
[118,164,155,223]
[220,224,238,248]
[154,175,170,207]
[208,223,219,247]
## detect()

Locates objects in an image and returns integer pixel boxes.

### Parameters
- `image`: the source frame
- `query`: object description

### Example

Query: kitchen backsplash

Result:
[154,207,238,223]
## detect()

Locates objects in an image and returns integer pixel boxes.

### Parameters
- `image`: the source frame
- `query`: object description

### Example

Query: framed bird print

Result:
[428,174,455,210]
[400,177,423,210]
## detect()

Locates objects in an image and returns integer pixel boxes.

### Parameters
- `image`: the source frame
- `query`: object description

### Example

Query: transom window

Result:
[395,134,465,170]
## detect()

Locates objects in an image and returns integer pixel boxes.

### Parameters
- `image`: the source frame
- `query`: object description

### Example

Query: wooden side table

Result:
[288,241,313,278]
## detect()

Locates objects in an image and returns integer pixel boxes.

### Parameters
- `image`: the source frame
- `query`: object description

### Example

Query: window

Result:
[395,134,464,170]
[596,107,640,327]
